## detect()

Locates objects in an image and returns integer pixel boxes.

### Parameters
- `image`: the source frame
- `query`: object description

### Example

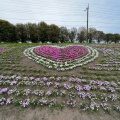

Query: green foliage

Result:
[77,27,87,43]
[15,23,27,43]
[59,27,69,43]
[48,24,60,43]
[38,21,49,43]
[0,19,16,42]
[0,19,120,43]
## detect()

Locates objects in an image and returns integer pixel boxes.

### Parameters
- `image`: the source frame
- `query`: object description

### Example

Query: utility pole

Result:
[85,3,89,43]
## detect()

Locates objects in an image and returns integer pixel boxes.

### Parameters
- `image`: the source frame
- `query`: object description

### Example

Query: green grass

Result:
[0,42,88,47]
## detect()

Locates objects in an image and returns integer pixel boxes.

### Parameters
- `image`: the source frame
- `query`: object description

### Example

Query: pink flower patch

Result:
[34,46,88,62]
[0,48,7,53]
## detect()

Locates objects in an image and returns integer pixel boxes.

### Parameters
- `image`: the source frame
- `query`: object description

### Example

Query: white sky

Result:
[0,0,120,33]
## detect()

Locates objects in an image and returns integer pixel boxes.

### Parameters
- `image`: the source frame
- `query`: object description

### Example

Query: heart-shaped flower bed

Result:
[24,45,98,71]
[34,46,88,62]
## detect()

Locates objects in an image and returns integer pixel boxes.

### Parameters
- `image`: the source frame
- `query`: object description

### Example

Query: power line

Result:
[1,7,120,16]
[0,17,120,25]
[1,9,120,20]
[1,3,120,14]
[0,0,120,14]
[0,7,120,18]
[0,0,120,17]
[1,0,120,8]
[0,17,86,23]
[0,9,86,16]
[0,0,90,7]
[2,17,120,24]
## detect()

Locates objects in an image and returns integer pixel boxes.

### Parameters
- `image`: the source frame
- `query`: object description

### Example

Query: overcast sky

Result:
[0,0,120,33]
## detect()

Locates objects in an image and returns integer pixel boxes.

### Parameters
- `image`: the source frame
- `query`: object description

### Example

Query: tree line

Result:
[0,19,120,43]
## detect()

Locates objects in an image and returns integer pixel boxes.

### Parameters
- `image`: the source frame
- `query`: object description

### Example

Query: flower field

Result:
[0,75,120,112]
[0,44,120,120]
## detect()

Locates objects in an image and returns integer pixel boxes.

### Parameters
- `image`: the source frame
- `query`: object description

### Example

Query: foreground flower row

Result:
[0,75,119,112]
[0,97,120,112]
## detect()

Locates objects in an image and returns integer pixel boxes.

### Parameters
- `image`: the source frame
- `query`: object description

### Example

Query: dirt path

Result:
[0,107,120,120]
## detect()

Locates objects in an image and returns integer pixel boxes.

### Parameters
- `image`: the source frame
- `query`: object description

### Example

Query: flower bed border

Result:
[24,45,99,71]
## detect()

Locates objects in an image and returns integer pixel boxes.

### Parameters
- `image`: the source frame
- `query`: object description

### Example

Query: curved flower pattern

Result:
[24,45,98,71]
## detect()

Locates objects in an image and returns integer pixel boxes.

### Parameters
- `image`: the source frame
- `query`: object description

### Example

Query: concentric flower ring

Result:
[24,45,98,71]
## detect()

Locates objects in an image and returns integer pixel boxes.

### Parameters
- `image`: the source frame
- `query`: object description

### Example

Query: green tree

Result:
[95,31,105,43]
[48,24,60,43]
[68,27,77,43]
[38,21,49,43]
[59,27,69,43]
[113,34,120,44]
[88,28,97,43]
[77,27,86,43]
[105,33,113,43]
[0,19,16,42]
[25,23,38,43]
[15,23,27,43]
